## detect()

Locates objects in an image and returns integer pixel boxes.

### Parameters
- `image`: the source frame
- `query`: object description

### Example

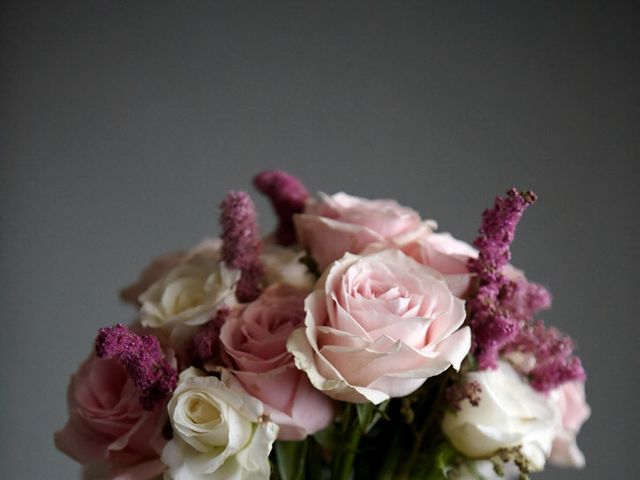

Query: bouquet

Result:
[55,170,590,480]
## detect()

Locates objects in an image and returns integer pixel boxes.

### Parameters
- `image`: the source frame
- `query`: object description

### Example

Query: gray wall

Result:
[1,1,638,478]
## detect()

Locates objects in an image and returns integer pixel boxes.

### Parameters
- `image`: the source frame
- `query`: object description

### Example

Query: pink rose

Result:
[549,381,591,468]
[383,232,478,297]
[219,284,335,440]
[287,249,471,404]
[294,192,425,269]
[54,353,168,480]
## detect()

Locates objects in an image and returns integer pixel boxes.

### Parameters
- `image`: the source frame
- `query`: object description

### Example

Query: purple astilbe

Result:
[470,189,537,279]
[503,278,553,321]
[220,191,263,302]
[467,189,586,392]
[467,189,537,369]
[192,307,229,366]
[446,380,482,411]
[94,324,178,410]
[505,321,586,392]
[253,170,309,245]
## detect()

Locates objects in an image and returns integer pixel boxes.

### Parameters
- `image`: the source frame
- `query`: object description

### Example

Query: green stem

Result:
[397,372,451,479]
[331,404,365,480]
[376,428,402,480]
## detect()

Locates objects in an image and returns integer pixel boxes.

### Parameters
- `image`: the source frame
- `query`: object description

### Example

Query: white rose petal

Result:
[442,361,559,471]
[260,244,315,290]
[162,368,278,480]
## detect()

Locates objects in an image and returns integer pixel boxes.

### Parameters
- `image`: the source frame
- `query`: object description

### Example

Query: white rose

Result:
[260,243,315,290]
[162,368,278,480]
[442,361,558,471]
[450,460,519,480]
[139,256,239,330]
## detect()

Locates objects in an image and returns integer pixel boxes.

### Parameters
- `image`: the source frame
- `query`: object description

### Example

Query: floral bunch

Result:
[55,171,589,480]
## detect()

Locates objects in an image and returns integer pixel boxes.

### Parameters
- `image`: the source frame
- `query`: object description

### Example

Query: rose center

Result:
[186,396,220,425]
[161,277,207,315]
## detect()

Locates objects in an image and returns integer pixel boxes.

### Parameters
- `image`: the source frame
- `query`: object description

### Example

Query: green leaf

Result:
[356,403,374,431]
[356,400,389,434]
[421,442,459,480]
[275,440,308,480]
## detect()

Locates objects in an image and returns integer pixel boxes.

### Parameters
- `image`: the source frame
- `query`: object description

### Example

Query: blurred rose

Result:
[54,353,167,480]
[294,192,426,269]
[442,361,558,471]
[549,381,590,468]
[162,368,278,480]
[219,284,334,440]
[139,256,239,350]
[260,243,316,290]
[120,238,222,306]
[288,249,471,404]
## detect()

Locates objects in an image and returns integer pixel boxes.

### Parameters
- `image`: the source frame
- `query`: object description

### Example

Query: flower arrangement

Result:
[54,170,589,480]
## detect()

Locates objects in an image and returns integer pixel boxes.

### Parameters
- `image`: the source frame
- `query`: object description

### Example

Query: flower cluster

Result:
[55,171,589,480]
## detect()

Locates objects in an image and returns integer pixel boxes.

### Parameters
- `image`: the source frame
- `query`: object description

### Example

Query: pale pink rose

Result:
[120,238,221,306]
[389,232,478,297]
[54,353,168,480]
[294,192,425,269]
[287,249,471,404]
[219,284,335,440]
[549,381,591,468]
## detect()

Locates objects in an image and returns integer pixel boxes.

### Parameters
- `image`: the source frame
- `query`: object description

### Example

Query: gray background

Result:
[1,1,638,478]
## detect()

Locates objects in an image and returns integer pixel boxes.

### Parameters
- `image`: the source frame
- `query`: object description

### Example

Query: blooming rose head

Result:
[287,249,471,404]
[549,380,590,468]
[138,256,239,355]
[161,368,278,480]
[120,238,222,307]
[54,353,168,480]
[442,361,559,471]
[294,192,425,269]
[219,284,334,440]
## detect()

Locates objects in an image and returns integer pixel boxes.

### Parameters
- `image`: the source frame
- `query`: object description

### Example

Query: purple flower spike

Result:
[471,189,537,281]
[192,308,229,366]
[94,324,178,410]
[253,170,309,245]
[506,321,586,392]
[220,191,263,302]
[467,189,537,369]
[467,189,586,391]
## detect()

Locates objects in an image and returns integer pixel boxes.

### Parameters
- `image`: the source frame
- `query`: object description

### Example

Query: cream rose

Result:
[260,243,315,290]
[442,361,559,471]
[121,238,222,306]
[450,460,519,480]
[139,256,239,331]
[162,368,278,480]
[287,249,471,404]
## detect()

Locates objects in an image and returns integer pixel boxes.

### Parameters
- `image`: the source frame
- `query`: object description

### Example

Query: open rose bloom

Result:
[287,249,471,404]
[55,171,589,480]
